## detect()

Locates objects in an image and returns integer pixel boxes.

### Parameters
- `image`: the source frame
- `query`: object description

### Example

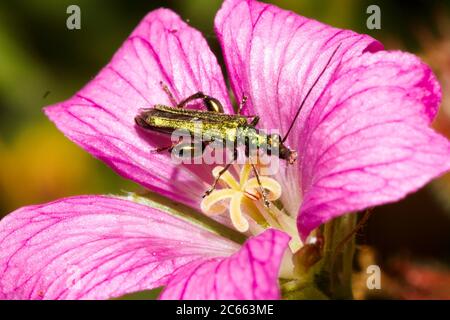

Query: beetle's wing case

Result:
[137,105,248,138]
[153,105,249,123]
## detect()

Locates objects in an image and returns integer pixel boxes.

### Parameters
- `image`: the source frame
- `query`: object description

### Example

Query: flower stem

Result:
[318,213,357,299]
[281,213,357,299]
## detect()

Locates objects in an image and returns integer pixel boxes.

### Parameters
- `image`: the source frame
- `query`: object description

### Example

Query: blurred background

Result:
[0,0,449,299]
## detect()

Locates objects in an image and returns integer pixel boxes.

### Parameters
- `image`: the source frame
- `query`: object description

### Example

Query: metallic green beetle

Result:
[135,44,341,205]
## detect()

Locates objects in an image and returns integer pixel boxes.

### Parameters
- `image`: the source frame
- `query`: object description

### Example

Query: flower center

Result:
[201,163,302,252]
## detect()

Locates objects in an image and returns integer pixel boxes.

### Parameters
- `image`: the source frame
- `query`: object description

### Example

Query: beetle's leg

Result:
[251,164,270,207]
[204,96,224,113]
[244,136,250,158]
[203,162,233,197]
[249,115,260,126]
[237,95,248,115]
[159,81,178,107]
[172,141,208,159]
[150,139,191,153]
[177,92,225,113]
[203,148,237,197]
[150,143,176,154]
[177,92,207,108]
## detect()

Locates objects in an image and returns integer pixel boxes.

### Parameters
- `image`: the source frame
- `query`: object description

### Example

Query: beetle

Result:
[135,44,341,206]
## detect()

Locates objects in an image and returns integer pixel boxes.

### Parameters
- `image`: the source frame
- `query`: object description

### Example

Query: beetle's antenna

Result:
[281,43,342,143]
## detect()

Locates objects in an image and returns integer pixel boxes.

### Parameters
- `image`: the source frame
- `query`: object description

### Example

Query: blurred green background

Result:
[1,0,450,299]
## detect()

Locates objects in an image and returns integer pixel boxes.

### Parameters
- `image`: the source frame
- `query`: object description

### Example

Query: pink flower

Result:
[0,196,288,299]
[1,0,450,300]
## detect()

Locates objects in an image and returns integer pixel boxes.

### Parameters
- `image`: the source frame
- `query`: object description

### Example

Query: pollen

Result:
[200,164,281,232]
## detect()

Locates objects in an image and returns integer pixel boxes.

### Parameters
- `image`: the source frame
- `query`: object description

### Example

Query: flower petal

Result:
[216,0,450,239]
[45,9,231,208]
[215,0,382,215]
[297,50,450,239]
[0,196,238,299]
[159,229,290,300]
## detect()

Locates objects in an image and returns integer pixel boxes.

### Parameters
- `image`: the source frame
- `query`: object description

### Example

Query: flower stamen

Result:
[201,164,282,233]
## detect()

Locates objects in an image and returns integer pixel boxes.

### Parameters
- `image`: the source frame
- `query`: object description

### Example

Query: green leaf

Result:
[113,287,163,300]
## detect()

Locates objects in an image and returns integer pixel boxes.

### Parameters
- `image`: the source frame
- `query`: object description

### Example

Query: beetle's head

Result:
[267,133,297,165]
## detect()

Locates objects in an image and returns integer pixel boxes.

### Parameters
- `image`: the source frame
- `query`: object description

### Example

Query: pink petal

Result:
[159,229,290,300]
[215,0,382,215]
[0,196,238,300]
[216,0,450,239]
[45,9,231,208]
[297,50,450,238]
